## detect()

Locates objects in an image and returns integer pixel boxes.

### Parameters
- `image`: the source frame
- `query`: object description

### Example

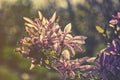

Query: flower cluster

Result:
[95,11,120,79]
[52,49,95,80]
[93,39,120,80]
[16,11,91,79]
[16,10,120,80]
[96,12,120,43]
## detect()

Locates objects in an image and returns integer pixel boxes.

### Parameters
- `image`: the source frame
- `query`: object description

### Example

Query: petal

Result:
[42,17,46,25]
[61,49,70,60]
[65,43,75,56]
[86,57,96,63]
[73,36,87,40]
[68,40,85,45]
[69,71,75,79]
[39,35,43,42]
[25,23,38,30]
[50,12,56,23]
[53,43,58,51]
[65,34,73,40]
[30,64,35,70]
[38,11,43,20]
[23,17,33,24]
[73,44,84,52]
[64,23,72,33]
[25,26,35,36]
[78,57,89,64]
[79,65,94,71]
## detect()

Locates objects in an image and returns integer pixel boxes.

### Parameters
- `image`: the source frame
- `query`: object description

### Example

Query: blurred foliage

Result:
[0,66,20,80]
[1,0,120,80]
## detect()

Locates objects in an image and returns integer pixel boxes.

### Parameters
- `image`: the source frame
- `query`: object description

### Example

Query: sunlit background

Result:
[0,0,120,80]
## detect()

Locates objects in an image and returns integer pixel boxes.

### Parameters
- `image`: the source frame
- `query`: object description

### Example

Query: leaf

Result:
[38,11,43,20]
[45,60,49,64]
[50,12,56,23]
[64,23,72,33]
[23,17,33,24]
[96,26,104,33]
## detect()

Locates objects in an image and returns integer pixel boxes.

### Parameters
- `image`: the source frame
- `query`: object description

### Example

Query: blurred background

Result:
[0,0,120,80]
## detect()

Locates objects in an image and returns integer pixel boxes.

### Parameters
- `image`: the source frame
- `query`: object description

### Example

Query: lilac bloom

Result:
[16,11,87,71]
[52,57,90,80]
[94,39,120,80]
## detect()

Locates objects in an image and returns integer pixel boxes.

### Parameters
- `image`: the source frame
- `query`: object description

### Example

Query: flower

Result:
[52,49,96,80]
[95,39,120,80]
[52,56,90,80]
[16,11,87,71]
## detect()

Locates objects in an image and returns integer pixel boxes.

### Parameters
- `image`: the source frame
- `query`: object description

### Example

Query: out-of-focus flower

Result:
[111,11,120,26]
[109,19,118,25]
[96,11,120,42]
[94,39,120,80]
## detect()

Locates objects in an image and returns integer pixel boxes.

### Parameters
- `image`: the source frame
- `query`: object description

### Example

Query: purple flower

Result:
[52,56,90,80]
[95,39,120,79]
[16,11,87,71]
